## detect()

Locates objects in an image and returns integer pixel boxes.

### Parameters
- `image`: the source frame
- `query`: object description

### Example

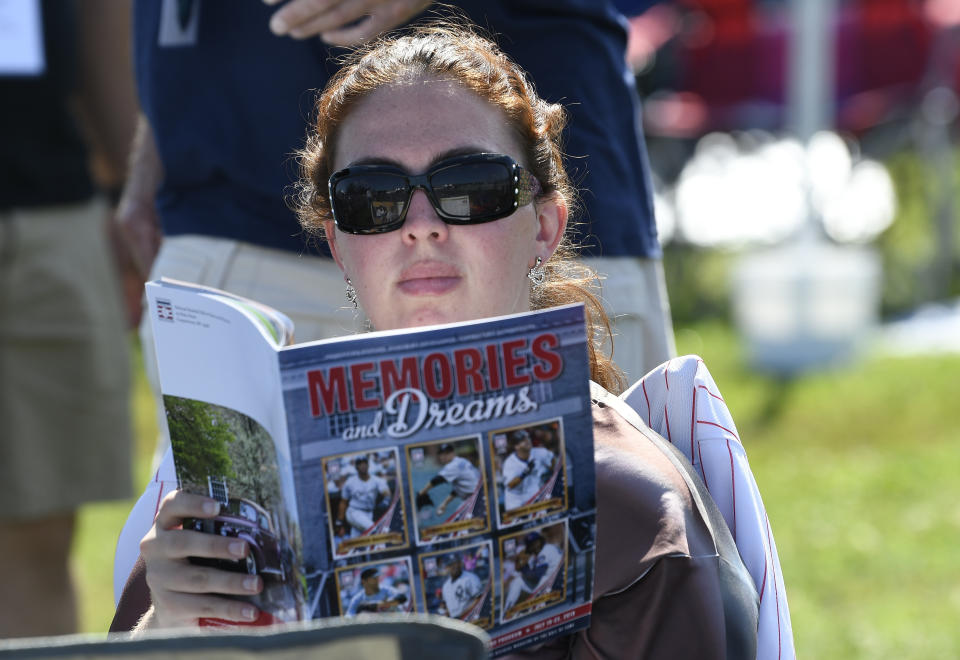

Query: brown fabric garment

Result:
[110,555,149,632]
[502,387,757,659]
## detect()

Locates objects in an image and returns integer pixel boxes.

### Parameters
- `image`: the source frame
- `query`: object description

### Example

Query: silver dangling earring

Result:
[345,278,358,309]
[527,257,545,286]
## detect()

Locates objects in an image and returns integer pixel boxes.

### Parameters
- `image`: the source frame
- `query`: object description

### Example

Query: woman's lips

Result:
[397,277,460,295]
[397,262,461,295]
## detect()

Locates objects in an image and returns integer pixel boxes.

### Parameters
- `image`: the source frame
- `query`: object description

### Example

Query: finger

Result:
[115,205,161,278]
[153,490,221,529]
[318,17,378,46]
[290,8,374,40]
[318,2,402,46]
[320,0,430,46]
[153,590,261,626]
[143,525,252,565]
[121,271,145,329]
[147,560,262,597]
[114,219,148,276]
[268,0,361,37]
[128,237,156,279]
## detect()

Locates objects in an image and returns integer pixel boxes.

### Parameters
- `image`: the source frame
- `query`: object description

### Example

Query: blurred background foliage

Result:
[662,143,960,327]
[880,147,960,314]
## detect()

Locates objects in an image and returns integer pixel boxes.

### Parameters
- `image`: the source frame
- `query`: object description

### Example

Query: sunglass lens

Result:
[333,172,409,232]
[431,162,514,220]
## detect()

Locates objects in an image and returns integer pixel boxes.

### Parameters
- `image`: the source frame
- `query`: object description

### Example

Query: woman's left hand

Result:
[137,490,263,629]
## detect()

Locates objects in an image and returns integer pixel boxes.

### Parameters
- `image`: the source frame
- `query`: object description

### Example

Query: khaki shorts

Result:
[0,199,132,518]
[139,235,361,462]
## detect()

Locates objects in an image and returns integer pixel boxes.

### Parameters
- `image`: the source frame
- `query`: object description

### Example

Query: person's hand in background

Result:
[264,0,433,46]
[114,115,163,318]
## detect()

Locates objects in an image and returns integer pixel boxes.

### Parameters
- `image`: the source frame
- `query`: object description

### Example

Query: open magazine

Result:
[145,279,598,656]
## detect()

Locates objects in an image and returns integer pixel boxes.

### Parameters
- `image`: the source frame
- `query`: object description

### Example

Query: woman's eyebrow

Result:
[433,145,490,162]
[346,156,405,168]
[346,145,493,170]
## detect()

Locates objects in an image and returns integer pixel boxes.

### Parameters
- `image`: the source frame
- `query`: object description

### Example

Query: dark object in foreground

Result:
[2,615,490,659]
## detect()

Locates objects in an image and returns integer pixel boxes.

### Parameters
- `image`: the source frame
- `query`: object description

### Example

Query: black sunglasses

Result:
[327,153,542,235]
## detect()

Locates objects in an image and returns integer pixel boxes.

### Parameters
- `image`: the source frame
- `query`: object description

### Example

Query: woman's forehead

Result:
[333,79,524,171]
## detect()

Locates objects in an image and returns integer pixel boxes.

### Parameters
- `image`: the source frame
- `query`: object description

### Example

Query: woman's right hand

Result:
[138,490,263,628]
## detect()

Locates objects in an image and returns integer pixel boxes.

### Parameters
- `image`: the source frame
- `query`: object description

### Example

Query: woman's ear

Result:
[323,220,347,273]
[534,193,568,262]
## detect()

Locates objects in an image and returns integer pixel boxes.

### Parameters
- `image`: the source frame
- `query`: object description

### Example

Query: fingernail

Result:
[229,541,246,557]
[269,15,288,35]
[244,576,259,592]
[202,500,219,515]
[241,606,257,621]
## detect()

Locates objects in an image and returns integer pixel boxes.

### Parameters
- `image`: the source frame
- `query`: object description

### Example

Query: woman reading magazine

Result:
[114,21,762,658]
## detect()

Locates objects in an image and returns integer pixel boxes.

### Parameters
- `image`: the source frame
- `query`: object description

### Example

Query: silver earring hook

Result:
[527,257,545,286]
[345,278,358,309]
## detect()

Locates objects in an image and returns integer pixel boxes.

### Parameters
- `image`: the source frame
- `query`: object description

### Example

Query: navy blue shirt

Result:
[134,0,659,258]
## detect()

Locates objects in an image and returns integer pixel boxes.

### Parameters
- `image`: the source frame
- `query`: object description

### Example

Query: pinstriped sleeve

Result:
[622,356,796,660]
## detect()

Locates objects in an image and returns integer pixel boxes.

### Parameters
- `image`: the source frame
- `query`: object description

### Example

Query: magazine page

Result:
[278,304,597,656]
[144,279,307,623]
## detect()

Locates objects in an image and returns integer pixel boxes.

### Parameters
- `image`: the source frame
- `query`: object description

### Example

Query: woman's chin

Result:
[384,305,469,331]
[400,311,458,330]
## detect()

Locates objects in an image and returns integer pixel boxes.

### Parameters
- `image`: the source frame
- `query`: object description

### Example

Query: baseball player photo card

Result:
[419,542,494,629]
[322,448,408,558]
[490,419,568,527]
[408,435,490,544]
[335,557,416,617]
[498,521,568,624]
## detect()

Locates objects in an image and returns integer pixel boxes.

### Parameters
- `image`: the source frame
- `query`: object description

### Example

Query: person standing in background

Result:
[264,0,678,382]
[114,0,676,601]
[0,0,136,637]
[118,0,674,441]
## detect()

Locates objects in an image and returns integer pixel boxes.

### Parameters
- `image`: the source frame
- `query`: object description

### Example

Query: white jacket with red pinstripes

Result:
[621,355,795,660]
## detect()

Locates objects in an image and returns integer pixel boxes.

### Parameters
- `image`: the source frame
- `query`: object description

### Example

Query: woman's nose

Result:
[402,188,449,243]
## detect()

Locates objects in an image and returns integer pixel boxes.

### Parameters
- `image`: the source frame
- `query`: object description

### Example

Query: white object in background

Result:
[0,0,45,75]
[877,298,960,356]
[731,241,882,374]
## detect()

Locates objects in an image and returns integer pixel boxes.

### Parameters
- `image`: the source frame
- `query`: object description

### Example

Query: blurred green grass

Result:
[74,326,960,657]
[72,338,157,636]
[676,322,960,659]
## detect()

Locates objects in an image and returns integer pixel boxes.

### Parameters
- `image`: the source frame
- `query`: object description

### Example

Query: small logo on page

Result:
[156,298,174,322]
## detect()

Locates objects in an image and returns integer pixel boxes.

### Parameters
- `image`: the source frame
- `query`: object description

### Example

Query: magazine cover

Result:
[146,279,597,655]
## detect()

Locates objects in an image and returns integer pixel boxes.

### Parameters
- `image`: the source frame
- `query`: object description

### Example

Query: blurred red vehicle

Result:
[620,0,960,137]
